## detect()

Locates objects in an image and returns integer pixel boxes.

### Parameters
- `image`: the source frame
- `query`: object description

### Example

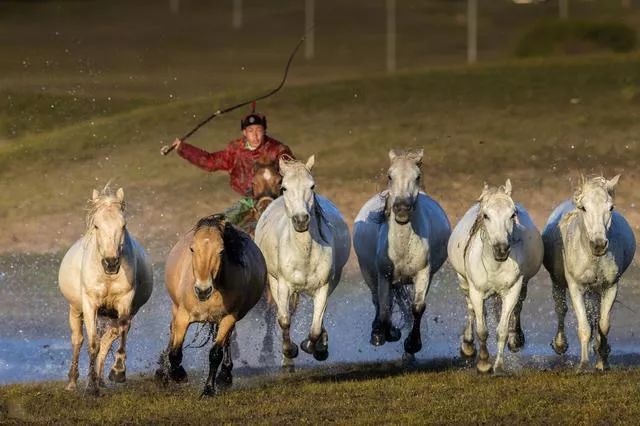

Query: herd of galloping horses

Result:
[58,149,636,397]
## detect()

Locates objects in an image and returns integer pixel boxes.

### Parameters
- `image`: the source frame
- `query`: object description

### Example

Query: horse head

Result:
[252,158,281,214]
[88,186,126,275]
[477,179,518,262]
[190,215,226,301]
[279,155,316,233]
[386,149,423,225]
[573,175,619,257]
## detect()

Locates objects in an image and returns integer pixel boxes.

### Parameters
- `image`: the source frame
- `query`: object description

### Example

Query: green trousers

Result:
[223,196,255,225]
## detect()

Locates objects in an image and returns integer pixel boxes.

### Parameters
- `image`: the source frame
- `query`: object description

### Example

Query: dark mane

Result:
[463,209,484,261]
[194,214,249,267]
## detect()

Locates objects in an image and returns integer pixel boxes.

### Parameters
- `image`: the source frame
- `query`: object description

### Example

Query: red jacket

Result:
[177,136,294,196]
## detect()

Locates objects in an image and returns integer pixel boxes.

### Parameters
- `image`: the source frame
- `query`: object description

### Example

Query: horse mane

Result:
[85,183,125,233]
[573,175,609,204]
[193,214,249,267]
[463,209,484,261]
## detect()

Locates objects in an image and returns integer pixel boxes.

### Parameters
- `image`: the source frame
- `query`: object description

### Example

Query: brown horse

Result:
[237,159,282,237]
[155,214,266,396]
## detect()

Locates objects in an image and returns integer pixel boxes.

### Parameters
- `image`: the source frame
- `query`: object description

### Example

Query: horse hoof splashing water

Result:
[58,186,153,396]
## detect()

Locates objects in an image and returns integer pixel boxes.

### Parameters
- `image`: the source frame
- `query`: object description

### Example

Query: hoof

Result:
[283,342,299,359]
[476,359,493,375]
[85,381,100,397]
[216,368,233,390]
[300,339,315,355]
[200,385,215,398]
[386,326,401,342]
[403,337,422,354]
[551,334,568,355]
[460,340,476,359]
[370,330,386,346]
[65,381,77,392]
[576,362,591,374]
[154,368,169,385]
[493,364,507,376]
[508,331,525,353]
[313,349,329,362]
[595,360,609,372]
[169,365,188,383]
[402,352,416,366]
[108,369,126,383]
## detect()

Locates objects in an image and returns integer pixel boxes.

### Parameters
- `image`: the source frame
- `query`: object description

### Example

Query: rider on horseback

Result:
[170,109,294,225]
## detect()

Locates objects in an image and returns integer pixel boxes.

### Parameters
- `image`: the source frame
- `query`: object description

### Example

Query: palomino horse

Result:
[448,180,543,374]
[543,175,636,371]
[236,159,282,237]
[255,155,350,363]
[353,149,450,358]
[156,214,266,396]
[58,186,153,395]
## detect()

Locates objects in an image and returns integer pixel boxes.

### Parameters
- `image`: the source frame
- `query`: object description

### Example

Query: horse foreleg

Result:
[82,299,100,395]
[371,270,400,346]
[66,306,83,391]
[595,283,618,371]
[493,278,522,375]
[469,286,491,374]
[202,315,236,397]
[567,277,590,371]
[301,284,330,361]
[161,308,190,383]
[457,274,476,359]
[108,316,130,383]
[404,267,430,356]
[96,324,119,386]
[508,279,528,353]
[273,277,298,362]
[551,277,568,355]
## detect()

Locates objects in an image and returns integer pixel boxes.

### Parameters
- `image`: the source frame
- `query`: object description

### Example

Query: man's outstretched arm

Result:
[172,138,232,172]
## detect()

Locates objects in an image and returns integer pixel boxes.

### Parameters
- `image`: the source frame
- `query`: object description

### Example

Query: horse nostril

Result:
[195,286,213,300]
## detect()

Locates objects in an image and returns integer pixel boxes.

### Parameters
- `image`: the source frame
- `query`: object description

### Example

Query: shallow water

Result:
[1,253,640,385]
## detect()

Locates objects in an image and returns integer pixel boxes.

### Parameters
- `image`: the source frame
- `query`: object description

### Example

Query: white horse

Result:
[353,149,450,357]
[448,180,542,374]
[254,155,350,363]
[58,186,153,395]
[542,175,636,371]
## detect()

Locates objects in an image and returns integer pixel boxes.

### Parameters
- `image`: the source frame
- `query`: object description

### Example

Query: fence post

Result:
[233,0,243,29]
[559,0,569,19]
[305,0,315,60]
[467,0,477,64]
[386,0,396,73]
[170,0,180,14]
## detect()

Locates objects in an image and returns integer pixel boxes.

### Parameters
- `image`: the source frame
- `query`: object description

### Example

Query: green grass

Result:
[2,363,640,424]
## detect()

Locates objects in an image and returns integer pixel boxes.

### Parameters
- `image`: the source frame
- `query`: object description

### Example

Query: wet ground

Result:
[1,253,640,386]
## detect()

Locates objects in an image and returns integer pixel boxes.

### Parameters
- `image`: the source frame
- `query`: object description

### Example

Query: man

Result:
[170,111,294,224]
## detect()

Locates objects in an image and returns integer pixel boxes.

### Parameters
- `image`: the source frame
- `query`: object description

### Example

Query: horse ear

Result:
[278,157,289,176]
[606,174,621,194]
[409,149,424,165]
[478,182,489,201]
[388,149,399,162]
[116,188,125,203]
[305,155,315,171]
[92,189,100,201]
[503,179,512,197]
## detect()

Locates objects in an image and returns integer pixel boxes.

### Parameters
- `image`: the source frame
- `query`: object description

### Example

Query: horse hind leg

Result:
[216,329,235,390]
[96,323,119,386]
[66,306,83,391]
[403,267,430,356]
[550,276,569,355]
[108,317,130,383]
[508,280,528,353]
[301,284,330,361]
[595,284,617,371]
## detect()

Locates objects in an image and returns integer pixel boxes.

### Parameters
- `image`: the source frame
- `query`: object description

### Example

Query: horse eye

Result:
[483,214,489,220]
[610,205,614,212]
[189,247,194,253]
[94,225,99,230]
[511,213,517,220]
[311,184,315,191]
[415,176,421,182]
[579,206,586,212]
[387,175,392,181]
[280,187,287,194]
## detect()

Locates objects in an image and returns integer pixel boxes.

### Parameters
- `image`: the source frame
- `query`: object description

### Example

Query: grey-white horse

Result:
[543,175,636,371]
[58,187,153,395]
[448,180,543,374]
[254,155,351,363]
[353,149,450,356]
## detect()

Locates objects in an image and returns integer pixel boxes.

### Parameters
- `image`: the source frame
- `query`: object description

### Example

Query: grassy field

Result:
[2,362,640,424]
